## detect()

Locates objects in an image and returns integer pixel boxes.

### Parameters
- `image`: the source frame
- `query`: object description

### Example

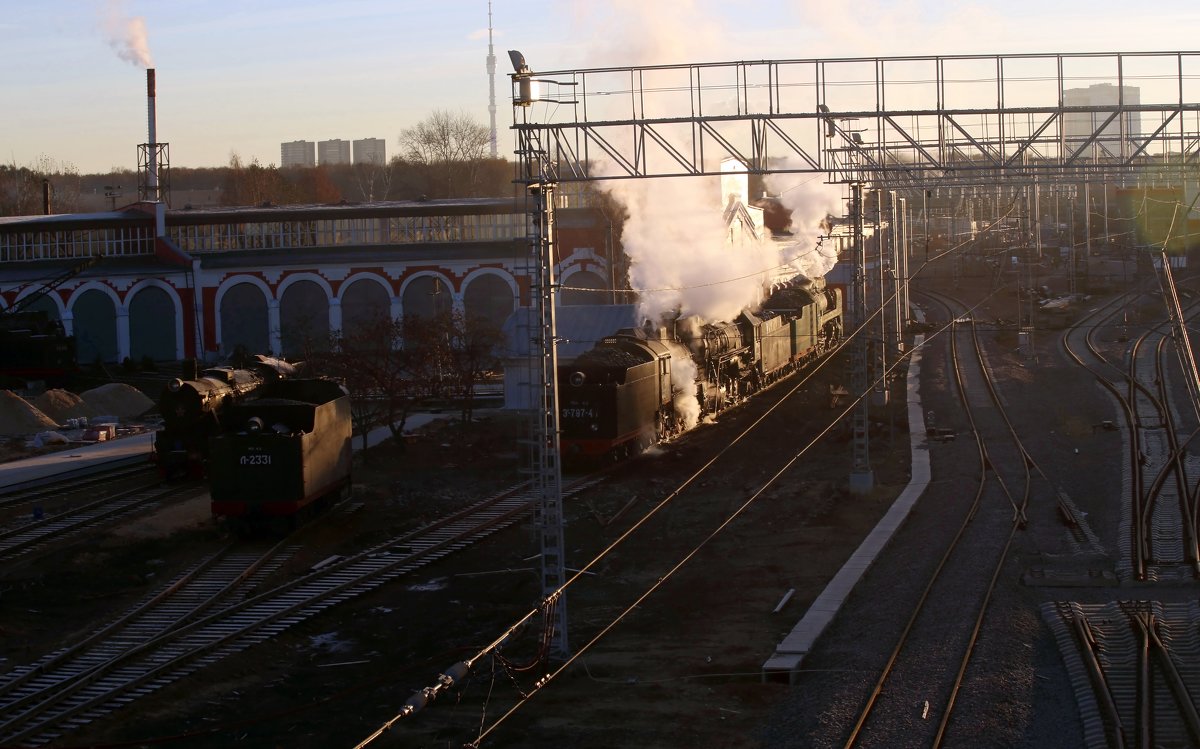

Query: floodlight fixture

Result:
[508,49,529,74]
[508,49,538,106]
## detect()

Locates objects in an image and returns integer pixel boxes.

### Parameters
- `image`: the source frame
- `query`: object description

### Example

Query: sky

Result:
[3,0,1200,175]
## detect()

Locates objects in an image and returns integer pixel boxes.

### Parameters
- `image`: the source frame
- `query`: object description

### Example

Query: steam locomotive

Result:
[153,354,298,477]
[558,280,844,461]
[153,353,354,531]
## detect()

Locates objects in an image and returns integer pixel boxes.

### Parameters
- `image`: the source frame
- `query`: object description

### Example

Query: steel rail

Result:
[0,478,601,746]
[1062,603,1129,749]
[0,482,185,564]
[0,540,293,709]
[842,290,1026,749]
[0,462,156,511]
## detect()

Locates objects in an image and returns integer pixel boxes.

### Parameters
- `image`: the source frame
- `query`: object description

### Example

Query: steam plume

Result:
[764,169,844,280]
[101,1,153,68]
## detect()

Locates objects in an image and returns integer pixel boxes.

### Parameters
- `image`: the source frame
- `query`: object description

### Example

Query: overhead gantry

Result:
[509,51,1200,187]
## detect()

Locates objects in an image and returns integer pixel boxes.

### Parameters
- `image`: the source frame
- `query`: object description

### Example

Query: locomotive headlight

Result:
[168,378,183,392]
[570,372,586,386]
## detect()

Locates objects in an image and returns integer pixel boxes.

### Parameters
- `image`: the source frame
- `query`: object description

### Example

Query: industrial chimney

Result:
[146,67,158,200]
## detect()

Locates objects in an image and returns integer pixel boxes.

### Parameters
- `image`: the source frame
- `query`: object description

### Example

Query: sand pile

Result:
[33,389,101,424]
[0,390,58,435]
[79,383,155,419]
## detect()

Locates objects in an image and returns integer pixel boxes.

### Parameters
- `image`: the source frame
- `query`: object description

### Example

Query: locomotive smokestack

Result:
[146,68,158,199]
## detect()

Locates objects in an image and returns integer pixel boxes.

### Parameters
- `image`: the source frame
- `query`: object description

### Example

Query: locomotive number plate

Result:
[563,407,597,418]
[239,454,272,466]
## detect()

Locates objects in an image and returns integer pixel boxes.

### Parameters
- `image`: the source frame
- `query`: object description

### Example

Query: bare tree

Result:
[0,156,82,217]
[221,153,289,207]
[398,110,491,198]
[444,310,505,423]
[350,159,393,202]
[308,314,406,456]
[305,306,507,458]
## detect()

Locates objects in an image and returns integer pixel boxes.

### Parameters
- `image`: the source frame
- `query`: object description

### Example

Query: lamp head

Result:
[508,50,529,73]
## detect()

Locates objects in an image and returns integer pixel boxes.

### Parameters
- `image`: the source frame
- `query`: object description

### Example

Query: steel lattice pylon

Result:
[513,84,569,659]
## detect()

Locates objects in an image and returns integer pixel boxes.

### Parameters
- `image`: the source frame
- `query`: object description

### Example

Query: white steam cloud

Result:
[597,163,842,325]
[764,168,844,281]
[601,171,774,324]
[565,0,844,427]
[668,349,701,430]
[570,2,843,324]
[101,1,153,68]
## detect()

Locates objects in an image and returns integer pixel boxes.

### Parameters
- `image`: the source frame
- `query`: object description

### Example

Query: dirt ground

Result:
[0,352,916,749]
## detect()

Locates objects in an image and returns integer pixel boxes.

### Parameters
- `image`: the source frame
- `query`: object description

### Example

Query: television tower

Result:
[486,2,498,158]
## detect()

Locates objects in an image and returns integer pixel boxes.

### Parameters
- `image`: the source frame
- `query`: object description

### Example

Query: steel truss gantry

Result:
[511,51,1200,187]
[509,51,1200,654]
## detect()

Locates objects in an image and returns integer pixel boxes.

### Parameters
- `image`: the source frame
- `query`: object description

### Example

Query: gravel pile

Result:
[78,383,154,419]
[33,389,100,423]
[0,390,59,435]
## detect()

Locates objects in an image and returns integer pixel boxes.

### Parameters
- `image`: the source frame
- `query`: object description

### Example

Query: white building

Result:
[280,140,316,168]
[317,139,352,165]
[1063,83,1141,159]
[353,138,387,165]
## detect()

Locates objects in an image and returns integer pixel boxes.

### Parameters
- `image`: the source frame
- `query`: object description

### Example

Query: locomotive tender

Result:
[208,377,352,530]
[559,280,843,461]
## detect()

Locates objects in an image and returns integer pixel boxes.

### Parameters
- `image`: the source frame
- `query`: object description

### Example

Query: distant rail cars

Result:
[0,255,98,389]
[153,354,297,477]
[0,311,77,388]
[559,280,844,461]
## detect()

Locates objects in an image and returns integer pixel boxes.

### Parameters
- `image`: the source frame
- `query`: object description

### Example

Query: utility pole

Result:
[850,182,874,494]
[511,52,569,659]
[874,188,887,406]
[527,178,569,659]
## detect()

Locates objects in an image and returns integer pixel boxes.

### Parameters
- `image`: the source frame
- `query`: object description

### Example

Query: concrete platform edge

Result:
[763,334,931,684]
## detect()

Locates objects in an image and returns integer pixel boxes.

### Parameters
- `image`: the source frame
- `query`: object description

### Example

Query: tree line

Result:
[1,110,518,216]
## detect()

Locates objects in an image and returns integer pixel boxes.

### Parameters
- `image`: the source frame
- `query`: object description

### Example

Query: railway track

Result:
[0,479,196,564]
[1046,279,1200,749]
[842,289,1064,748]
[1062,284,1200,582]
[1045,600,1200,749]
[0,460,158,514]
[0,540,298,709]
[0,476,601,747]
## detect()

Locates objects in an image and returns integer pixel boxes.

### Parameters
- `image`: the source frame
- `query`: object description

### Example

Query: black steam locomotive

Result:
[208,377,352,531]
[153,354,297,477]
[558,280,844,461]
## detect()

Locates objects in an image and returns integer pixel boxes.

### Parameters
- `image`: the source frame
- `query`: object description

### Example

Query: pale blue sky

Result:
[4,0,1198,174]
